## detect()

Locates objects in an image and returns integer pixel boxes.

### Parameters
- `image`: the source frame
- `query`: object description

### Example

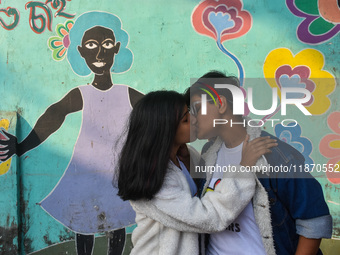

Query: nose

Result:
[96,46,105,61]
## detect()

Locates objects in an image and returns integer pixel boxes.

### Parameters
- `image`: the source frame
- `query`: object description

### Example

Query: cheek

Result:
[196,116,216,138]
[83,50,98,60]
[197,115,209,128]
[105,49,115,57]
[180,126,190,138]
[177,125,191,143]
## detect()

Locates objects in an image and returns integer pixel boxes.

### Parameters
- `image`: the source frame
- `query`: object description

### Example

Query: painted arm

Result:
[0,88,83,160]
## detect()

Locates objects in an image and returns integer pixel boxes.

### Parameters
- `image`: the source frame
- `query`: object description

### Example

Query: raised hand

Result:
[240,135,278,167]
[0,128,18,162]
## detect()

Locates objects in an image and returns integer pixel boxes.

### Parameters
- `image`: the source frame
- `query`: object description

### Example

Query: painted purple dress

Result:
[40,84,136,234]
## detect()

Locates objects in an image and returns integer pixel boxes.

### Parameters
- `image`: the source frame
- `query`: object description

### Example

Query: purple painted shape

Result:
[63,34,70,48]
[40,84,135,234]
[286,0,340,44]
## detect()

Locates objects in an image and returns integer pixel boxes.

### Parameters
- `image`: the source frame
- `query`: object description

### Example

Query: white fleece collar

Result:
[201,116,269,187]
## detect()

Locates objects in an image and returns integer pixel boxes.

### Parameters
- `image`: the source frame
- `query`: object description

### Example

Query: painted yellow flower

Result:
[0,119,12,175]
[263,48,335,115]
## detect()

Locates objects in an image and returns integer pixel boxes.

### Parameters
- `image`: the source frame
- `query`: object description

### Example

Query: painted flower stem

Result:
[216,39,244,87]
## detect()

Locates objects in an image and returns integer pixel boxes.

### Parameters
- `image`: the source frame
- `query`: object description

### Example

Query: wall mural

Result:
[263,48,336,118]
[0,0,339,253]
[320,112,340,184]
[191,0,252,87]
[0,0,74,33]
[0,6,19,30]
[286,0,340,44]
[48,20,74,61]
[274,122,314,168]
[190,0,340,241]
[0,118,11,175]
[0,11,143,255]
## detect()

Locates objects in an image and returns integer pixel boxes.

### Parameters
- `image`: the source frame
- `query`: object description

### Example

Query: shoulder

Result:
[155,165,187,200]
[260,131,305,165]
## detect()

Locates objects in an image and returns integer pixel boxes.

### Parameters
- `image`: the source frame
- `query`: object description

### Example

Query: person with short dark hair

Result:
[117,90,277,255]
[186,71,333,255]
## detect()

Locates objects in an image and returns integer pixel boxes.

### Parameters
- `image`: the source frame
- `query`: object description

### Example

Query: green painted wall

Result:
[1,0,339,254]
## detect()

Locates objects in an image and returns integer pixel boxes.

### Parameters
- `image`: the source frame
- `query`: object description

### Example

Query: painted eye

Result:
[85,42,98,49]
[102,42,114,49]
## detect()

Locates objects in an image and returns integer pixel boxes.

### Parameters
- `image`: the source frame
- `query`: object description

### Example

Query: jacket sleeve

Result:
[274,153,333,239]
[278,175,333,238]
[296,215,333,239]
[131,167,256,233]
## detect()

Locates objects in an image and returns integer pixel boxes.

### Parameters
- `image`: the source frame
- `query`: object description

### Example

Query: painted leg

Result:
[107,228,126,255]
[76,233,94,255]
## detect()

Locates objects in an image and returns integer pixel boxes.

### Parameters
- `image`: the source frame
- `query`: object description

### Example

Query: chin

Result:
[197,133,207,140]
[190,137,197,143]
[190,132,197,142]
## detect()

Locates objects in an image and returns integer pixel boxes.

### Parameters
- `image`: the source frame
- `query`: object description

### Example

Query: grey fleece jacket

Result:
[129,149,257,255]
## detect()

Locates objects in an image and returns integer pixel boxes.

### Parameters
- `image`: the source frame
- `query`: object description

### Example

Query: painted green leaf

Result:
[309,17,335,35]
[48,36,63,50]
[294,0,319,15]
[52,47,66,61]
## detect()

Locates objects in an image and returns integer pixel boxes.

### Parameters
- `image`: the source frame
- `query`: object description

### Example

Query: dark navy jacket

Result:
[198,131,332,255]
[258,131,331,255]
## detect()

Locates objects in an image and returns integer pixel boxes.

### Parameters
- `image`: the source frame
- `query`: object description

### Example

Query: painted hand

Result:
[0,129,18,162]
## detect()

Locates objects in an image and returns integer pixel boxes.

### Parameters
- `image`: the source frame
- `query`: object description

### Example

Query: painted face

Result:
[78,26,121,75]
[190,94,220,140]
[174,106,192,146]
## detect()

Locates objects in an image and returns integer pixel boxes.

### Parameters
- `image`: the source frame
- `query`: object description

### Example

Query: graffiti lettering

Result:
[26,1,52,33]
[46,0,75,19]
[1,0,74,33]
[0,7,20,30]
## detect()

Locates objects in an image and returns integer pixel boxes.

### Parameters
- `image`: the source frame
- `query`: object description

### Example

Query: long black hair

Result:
[117,90,186,201]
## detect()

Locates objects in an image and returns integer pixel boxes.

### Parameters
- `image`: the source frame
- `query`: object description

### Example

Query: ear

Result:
[78,46,85,58]
[218,96,228,115]
[113,41,121,54]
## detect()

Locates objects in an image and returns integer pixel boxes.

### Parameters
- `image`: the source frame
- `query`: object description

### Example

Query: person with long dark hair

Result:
[117,90,277,255]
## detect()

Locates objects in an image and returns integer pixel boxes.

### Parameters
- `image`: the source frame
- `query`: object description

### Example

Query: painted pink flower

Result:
[192,0,252,43]
[320,112,340,184]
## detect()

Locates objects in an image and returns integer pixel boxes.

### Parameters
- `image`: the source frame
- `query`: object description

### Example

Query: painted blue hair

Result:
[67,11,133,76]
